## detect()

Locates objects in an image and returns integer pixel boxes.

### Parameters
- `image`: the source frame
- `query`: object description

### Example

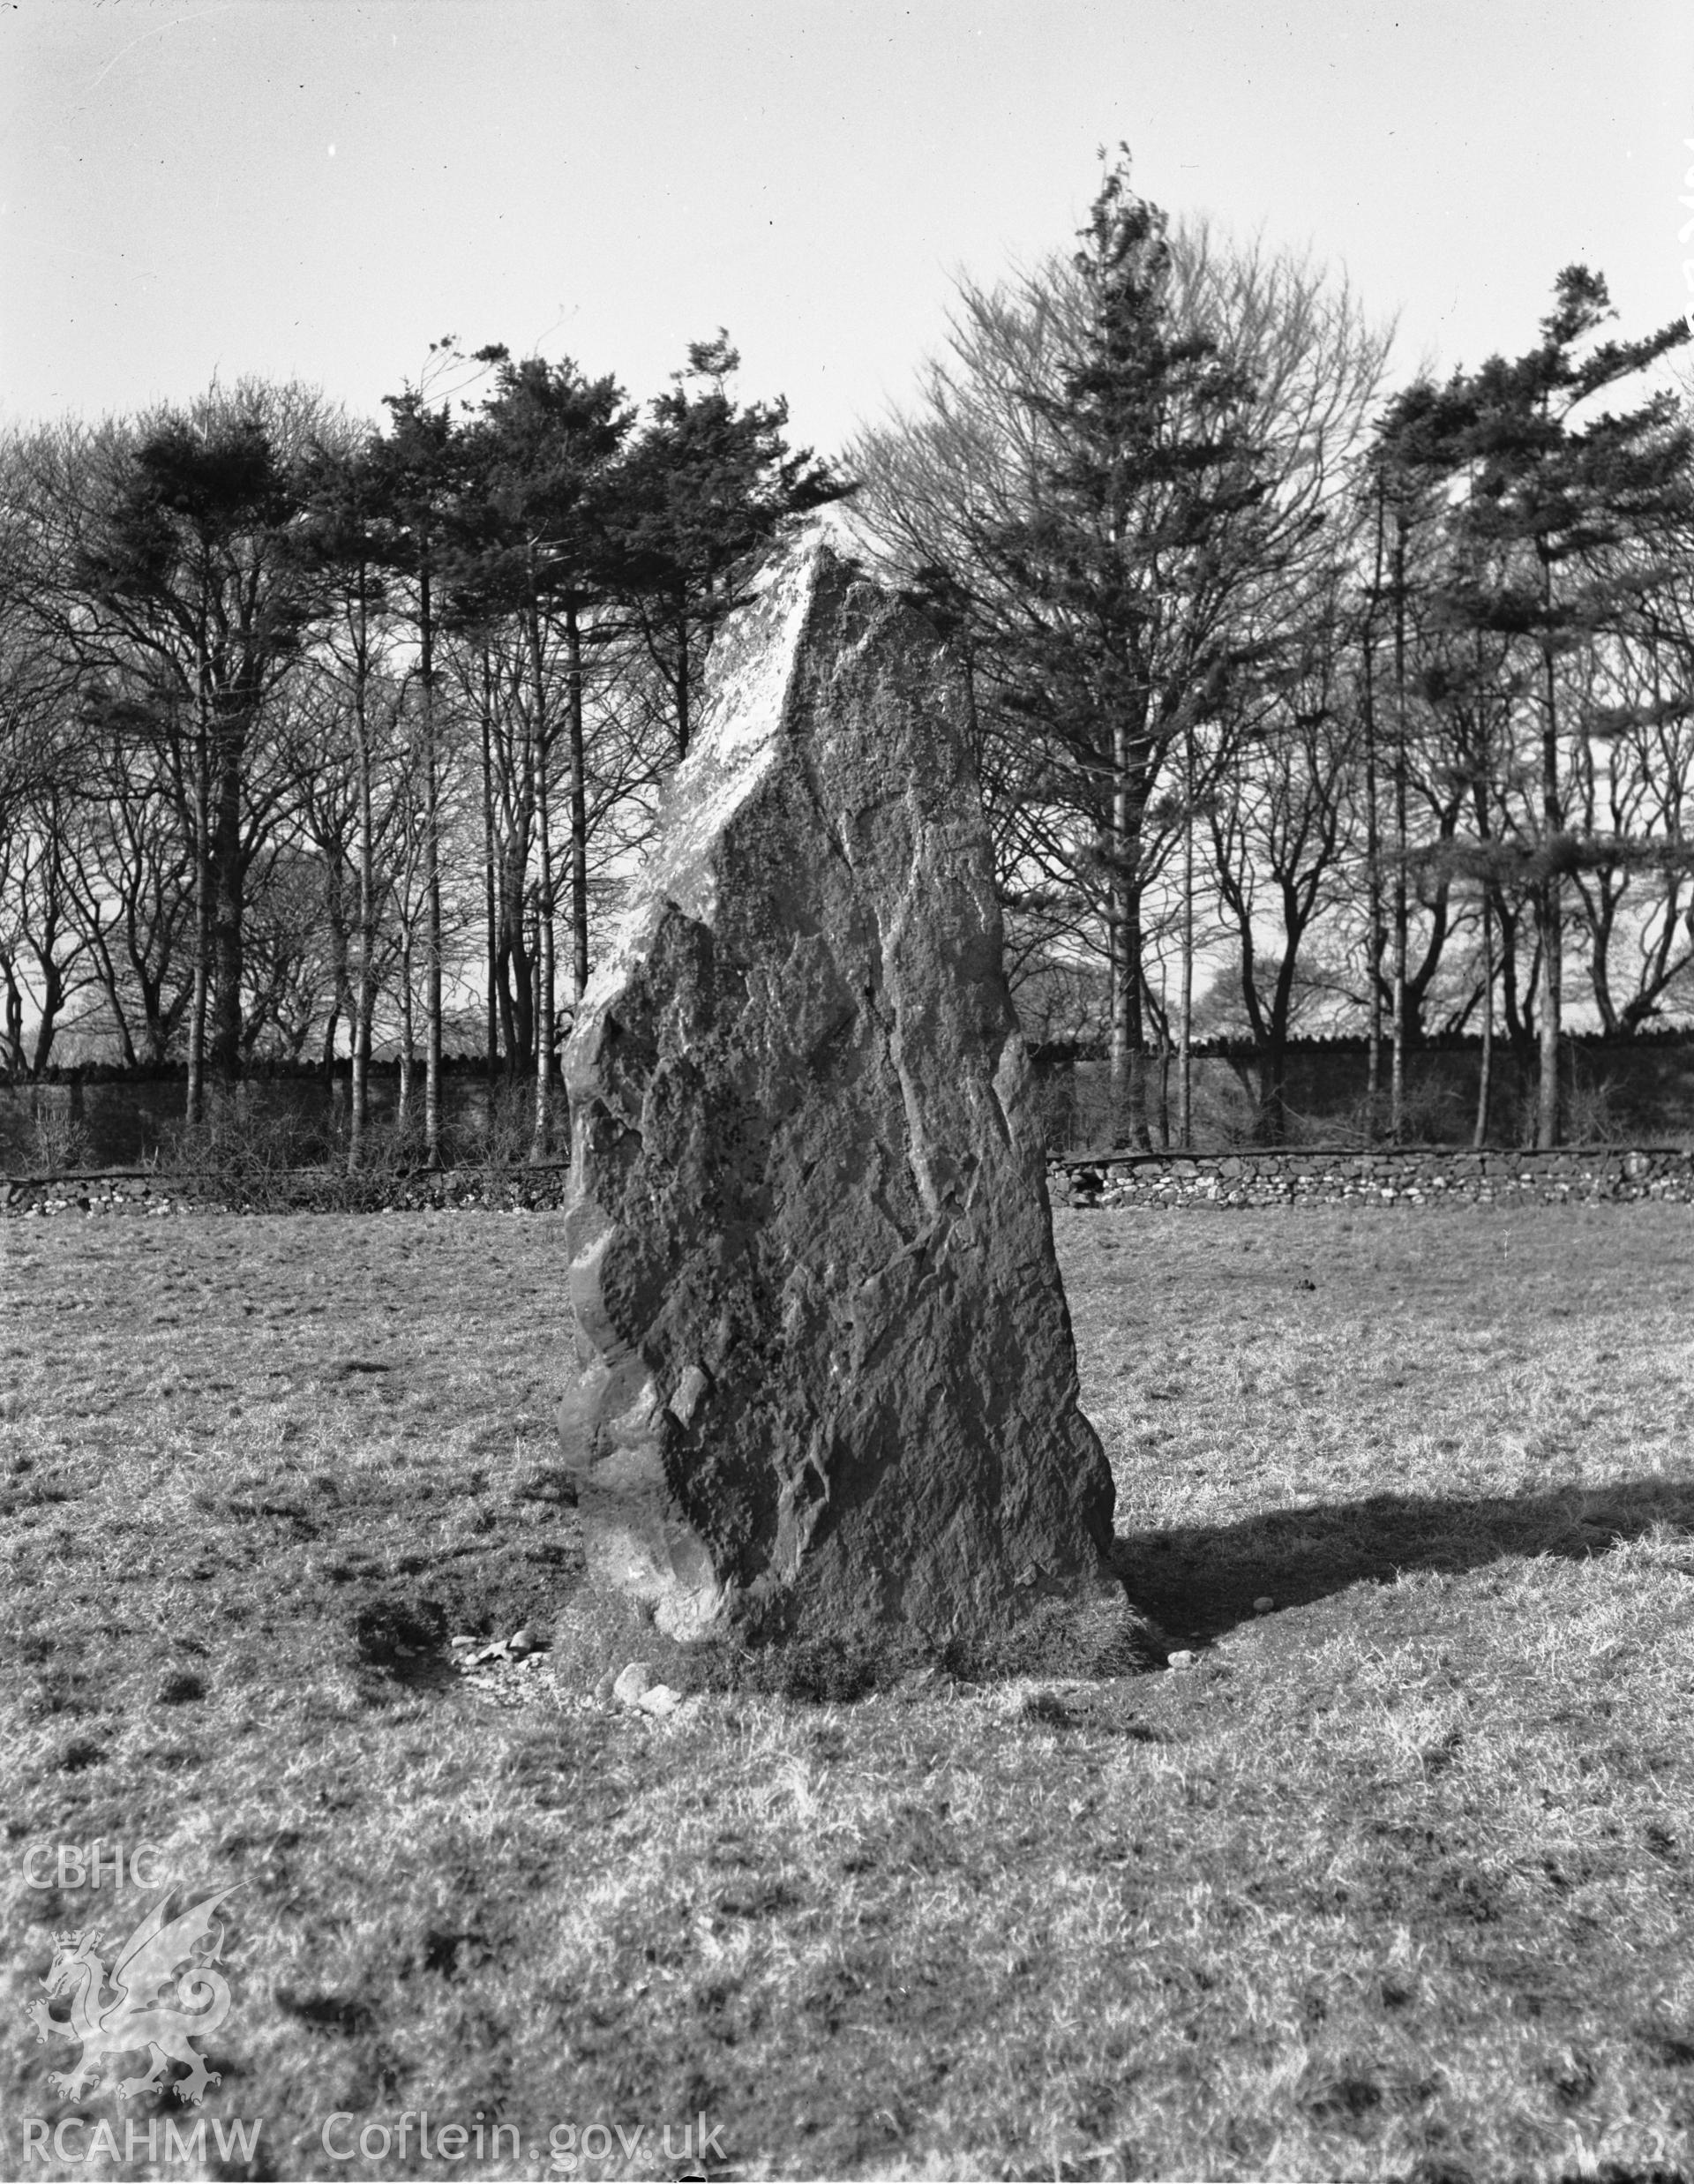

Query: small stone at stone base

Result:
[1253,1596,1275,1614]
[449,1634,479,1652]
[637,1684,683,1717]
[1167,1649,1197,1670]
[508,1625,546,1656]
[612,1661,656,1707]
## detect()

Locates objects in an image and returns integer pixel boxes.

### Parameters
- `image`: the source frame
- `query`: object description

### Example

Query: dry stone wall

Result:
[2,1165,573,1219]
[11,1148,1692,1219]
[1051,1145,1694,1209]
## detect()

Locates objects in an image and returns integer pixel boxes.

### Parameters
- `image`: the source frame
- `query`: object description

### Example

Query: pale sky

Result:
[3,0,1692,458]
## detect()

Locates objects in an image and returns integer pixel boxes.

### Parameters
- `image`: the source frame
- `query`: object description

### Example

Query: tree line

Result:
[0,337,846,1162]
[4,150,1693,1155]
[850,154,1694,1148]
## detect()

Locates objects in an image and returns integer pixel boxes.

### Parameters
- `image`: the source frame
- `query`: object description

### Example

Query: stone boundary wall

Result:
[2,1166,574,1220]
[1048,1145,1694,1210]
[11,1149,1694,1219]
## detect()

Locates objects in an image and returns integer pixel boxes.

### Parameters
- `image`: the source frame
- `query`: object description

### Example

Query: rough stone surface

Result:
[611,1661,656,1707]
[1047,1145,1694,1211]
[556,534,1121,1651]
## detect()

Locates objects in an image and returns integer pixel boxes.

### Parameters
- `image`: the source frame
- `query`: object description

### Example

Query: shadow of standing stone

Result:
[556,532,1158,1672]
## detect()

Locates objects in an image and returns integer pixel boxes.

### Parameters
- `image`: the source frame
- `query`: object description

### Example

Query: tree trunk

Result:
[187,889,208,1125]
[529,591,556,1162]
[138,965,169,1069]
[1108,717,1150,1151]
[1389,505,1409,1143]
[1106,915,1130,1146]
[1363,475,1385,1141]
[1536,558,1563,1149]
[349,672,375,1175]
[1176,722,1194,1149]
[1390,804,1407,1139]
[208,723,245,1087]
[567,608,590,1005]
[1363,715,1383,1140]
[322,868,349,1089]
[184,617,209,1126]
[1466,912,1491,1162]
[29,951,64,1077]
[497,934,521,1075]
[530,917,542,1071]
[1260,1034,1289,1146]
[3,965,24,1077]
[532,731,556,1160]
[421,567,443,1167]
[1537,880,1562,1147]
[397,923,415,1135]
[480,650,500,1147]
[1122,885,1150,1150]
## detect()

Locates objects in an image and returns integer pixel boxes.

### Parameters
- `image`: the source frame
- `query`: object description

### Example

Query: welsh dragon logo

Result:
[25,1888,238,2106]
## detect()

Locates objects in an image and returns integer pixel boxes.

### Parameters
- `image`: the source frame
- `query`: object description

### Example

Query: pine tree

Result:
[367,387,468,1163]
[296,433,394,1168]
[1385,270,1693,1145]
[982,153,1273,1146]
[610,334,852,758]
[78,401,314,1112]
[457,354,633,1155]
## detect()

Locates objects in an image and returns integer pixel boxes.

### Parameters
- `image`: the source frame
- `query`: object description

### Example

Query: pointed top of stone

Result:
[579,527,864,1009]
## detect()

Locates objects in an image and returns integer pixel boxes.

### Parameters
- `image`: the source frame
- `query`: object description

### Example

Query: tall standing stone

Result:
[557,535,1128,1654]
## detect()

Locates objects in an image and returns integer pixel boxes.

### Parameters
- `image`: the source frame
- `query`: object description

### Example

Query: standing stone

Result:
[556,534,1131,1657]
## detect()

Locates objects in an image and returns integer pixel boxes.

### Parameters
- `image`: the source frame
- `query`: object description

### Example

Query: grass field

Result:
[4,1203,1694,2181]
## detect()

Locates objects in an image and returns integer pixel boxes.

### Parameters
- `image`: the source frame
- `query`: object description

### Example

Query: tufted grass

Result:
[2,1203,1693,2180]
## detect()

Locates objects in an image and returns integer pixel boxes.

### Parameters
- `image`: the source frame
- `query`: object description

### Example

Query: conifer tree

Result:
[457,353,633,1154]
[611,334,852,758]
[77,400,314,1112]
[296,434,394,1167]
[1383,270,1692,1145]
[368,387,468,1162]
[980,154,1273,1145]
